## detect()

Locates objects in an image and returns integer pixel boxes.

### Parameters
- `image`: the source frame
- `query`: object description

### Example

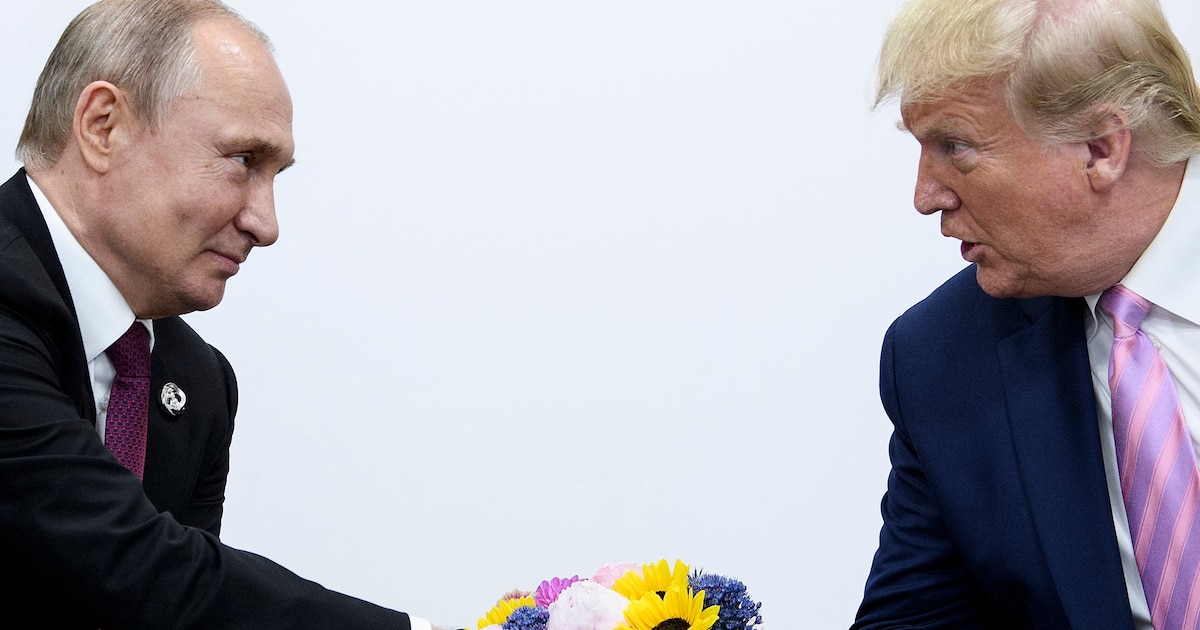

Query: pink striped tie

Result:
[1102,284,1200,629]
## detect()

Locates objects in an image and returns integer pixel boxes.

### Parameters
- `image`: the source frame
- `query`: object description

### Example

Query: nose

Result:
[913,153,959,216]
[236,182,280,247]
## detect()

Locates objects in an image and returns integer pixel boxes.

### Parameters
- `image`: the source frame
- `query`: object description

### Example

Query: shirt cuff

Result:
[409,616,433,630]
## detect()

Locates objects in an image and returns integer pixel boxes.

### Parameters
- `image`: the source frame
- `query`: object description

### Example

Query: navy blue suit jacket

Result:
[853,267,1137,629]
[0,170,411,629]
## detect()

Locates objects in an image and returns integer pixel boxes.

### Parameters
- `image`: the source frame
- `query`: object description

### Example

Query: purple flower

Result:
[534,576,582,607]
[502,605,550,630]
[690,572,764,629]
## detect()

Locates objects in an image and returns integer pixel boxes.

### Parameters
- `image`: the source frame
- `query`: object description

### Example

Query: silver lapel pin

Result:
[159,382,187,417]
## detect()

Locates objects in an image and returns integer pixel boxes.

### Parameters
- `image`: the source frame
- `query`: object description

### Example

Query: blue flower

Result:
[502,604,550,630]
[690,572,764,629]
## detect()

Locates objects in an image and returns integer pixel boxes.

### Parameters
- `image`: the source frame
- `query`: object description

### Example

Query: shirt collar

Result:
[26,174,153,360]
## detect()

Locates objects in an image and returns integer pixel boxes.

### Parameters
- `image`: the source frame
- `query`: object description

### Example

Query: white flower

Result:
[546,580,629,630]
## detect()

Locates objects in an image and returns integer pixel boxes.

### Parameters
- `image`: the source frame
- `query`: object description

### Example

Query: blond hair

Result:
[876,0,1200,165]
[16,0,268,170]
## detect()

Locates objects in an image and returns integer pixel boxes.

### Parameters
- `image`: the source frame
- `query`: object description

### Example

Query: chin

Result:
[177,285,228,315]
[188,300,224,314]
[974,267,1025,299]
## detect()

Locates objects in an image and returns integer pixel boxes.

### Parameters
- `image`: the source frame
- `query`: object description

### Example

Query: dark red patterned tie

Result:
[104,323,150,479]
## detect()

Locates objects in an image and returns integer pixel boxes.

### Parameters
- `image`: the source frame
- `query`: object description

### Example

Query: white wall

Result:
[2,1,1196,627]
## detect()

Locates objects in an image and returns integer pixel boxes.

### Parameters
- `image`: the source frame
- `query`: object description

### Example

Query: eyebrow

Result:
[229,138,296,173]
[898,105,965,140]
[904,119,960,141]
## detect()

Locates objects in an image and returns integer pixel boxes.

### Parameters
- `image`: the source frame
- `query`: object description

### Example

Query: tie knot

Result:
[106,323,150,378]
[1100,284,1151,336]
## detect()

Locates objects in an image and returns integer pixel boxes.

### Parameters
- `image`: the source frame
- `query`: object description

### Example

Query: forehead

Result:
[190,20,290,103]
[899,80,1012,137]
[182,19,294,154]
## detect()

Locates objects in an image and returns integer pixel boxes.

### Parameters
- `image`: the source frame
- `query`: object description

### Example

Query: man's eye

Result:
[945,141,968,155]
[232,155,250,166]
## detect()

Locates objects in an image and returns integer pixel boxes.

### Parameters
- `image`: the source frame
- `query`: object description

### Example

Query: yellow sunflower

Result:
[477,594,535,629]
[612,558,691,600]
[617,586,719,630]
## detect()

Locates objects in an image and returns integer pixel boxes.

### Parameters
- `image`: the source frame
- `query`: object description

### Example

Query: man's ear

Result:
[1084,108,1132,193]
[73,81,131,174]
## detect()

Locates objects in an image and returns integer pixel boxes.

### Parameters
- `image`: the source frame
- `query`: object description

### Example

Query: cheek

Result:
[974,178,1054,228]
[172,184,245,229]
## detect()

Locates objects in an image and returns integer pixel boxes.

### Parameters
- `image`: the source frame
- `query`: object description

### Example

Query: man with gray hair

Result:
[1,0,441,627]
[855,0,1200,627]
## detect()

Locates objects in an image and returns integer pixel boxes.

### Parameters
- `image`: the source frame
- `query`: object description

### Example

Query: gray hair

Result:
[16,0,270,170]
[876,0,1200,166]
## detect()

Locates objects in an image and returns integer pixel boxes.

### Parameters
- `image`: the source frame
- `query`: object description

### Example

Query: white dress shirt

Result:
[27,175,151,441]
[28,176,434,630]
[1084,160,1200,630]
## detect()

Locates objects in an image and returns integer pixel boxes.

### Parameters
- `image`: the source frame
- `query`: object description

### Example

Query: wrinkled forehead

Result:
[899,77,1011,127]
[900,78,1002,112]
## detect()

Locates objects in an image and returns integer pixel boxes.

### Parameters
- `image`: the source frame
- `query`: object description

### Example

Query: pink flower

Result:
[535,575,582,607]
[590,562,640,588]
[499,588,531,601]
[546,581,628,630]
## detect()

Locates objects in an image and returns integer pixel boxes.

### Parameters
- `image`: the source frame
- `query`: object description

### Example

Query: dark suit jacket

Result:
[0,170,411,629]
[853,267,1137,629]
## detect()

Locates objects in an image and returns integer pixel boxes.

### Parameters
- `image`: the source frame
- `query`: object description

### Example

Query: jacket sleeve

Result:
[851,319,1000,630]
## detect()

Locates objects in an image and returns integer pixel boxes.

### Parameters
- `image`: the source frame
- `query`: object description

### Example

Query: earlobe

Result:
[74,81,126,174]
[1084,110,1132,193]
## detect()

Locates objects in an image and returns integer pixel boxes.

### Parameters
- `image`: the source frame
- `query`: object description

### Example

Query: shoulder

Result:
[879,266,1083,433]
[0,169,76,327]
[0,173,89,411]
[887,266,1060,353]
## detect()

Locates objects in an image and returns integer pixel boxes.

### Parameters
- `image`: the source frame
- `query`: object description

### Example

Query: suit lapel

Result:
[998,296,1134,628]
[142,316,230,528]
[144,319,202,516]
[0,170,78,319]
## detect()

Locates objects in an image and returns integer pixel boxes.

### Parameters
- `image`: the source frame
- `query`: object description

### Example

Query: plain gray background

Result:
[3,1,1197,627]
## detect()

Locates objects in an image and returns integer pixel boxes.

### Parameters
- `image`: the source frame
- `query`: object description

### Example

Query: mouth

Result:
[209,249,247,275]
[959,240,983,263]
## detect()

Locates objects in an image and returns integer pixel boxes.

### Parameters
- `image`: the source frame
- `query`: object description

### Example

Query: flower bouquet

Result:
[475,558,763,630]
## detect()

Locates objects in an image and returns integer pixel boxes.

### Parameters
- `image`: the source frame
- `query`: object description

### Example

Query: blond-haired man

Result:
[856,0,1200,627]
